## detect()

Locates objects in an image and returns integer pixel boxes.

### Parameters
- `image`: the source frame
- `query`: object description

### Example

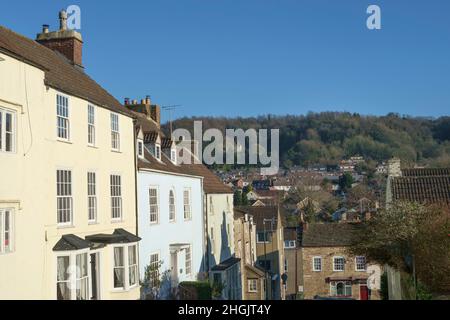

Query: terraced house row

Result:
[0,11,248,300]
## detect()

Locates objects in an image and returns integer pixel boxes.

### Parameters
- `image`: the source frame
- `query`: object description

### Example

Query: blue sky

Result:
[1,0,450,121]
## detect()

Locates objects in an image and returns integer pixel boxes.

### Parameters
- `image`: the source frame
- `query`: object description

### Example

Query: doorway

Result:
[360,284,369,300]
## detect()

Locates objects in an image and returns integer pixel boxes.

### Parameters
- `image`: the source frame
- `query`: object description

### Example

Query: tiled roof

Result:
[302,223,360,247]
[402,168,450,177]
[391,168,450,204]
[0,26,133,117]
[236,206,279,231]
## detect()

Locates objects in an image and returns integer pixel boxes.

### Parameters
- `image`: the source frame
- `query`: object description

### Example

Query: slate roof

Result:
[390,168,450,204]
[302,223,360,247]
[0,26,133,118]
[53,234,91,251]
[211,256,241,271]
[85,228,141,244]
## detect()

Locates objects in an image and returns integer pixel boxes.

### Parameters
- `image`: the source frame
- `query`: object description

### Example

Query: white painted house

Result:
[126,101,207,299]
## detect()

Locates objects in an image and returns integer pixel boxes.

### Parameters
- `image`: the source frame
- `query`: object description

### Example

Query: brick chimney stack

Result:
[36,10,83,69]
[123,97,161,127]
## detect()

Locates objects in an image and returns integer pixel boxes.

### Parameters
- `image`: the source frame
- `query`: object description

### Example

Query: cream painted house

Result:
[0,14,140,300]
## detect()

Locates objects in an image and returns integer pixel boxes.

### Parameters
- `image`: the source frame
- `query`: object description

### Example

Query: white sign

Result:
[367,265,381,290]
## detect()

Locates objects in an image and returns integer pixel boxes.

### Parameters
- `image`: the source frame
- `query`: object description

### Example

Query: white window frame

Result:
[155,144,161,160]
[170,148,177,163]
[355,256,367,271]
[284,240,296,248]
[183,188,192,220]
[330,280,352,297]
[110,174,123,221]
[248,279,258,293]
[87,171,97,223]
[87,104,96,146]
[56,94,70,141]
[112,243,139,291]
[169,189,176,222]
[333,256,345,272]
[185,245,192,276]
[128,244,138,287]
[137,139,144,158]
[56,249,90,300]
[149,187,159,224]
[312,256,322,272]
[110,113,120,151]
[57,169,73,227]
[149,252,160,288]
[256,232,269,243]
[0,208,14,254]
[0,107,16,153]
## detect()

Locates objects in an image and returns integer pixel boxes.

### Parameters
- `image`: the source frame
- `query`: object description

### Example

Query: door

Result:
[360,284,369,300]
[90,253,100,300]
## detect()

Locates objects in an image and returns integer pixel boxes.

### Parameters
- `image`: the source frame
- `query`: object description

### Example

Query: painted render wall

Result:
[206,193,235,269]
[0,52,139,299]
[137,169,205,297]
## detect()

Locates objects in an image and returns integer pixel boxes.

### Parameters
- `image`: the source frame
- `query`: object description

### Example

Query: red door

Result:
[360,285,369,300]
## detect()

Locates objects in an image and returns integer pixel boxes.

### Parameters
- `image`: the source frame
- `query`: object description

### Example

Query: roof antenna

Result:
[162,105,182,137]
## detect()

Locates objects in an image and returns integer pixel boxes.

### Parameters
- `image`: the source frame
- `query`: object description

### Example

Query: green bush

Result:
[179,281,212,300]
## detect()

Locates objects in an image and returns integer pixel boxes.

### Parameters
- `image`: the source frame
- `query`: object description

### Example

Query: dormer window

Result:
[155,144,161,160]
[137,139,144,158]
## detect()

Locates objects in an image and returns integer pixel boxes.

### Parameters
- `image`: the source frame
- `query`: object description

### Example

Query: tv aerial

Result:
[162,105,182,137]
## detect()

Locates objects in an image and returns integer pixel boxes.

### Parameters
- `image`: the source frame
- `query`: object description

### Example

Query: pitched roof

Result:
[236,206,279,231]
[211,257,241,271]
[391,168,450,204]
[0,26,133,117]
[302,223,360,247]
[53,234,91,251]
[283,227,298,241]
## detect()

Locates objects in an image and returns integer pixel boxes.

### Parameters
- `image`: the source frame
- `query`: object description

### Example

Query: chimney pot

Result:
[59,10,68,31]
[42,24,49,33]
[124,98,130,105]
[145,95,151,104]
[141,99,146,104]
[132,99,138,105]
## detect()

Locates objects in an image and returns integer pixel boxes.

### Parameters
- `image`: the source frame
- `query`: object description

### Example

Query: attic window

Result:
[155,144,161,160]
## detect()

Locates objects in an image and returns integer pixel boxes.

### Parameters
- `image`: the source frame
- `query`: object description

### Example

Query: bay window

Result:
[56,251,89,300]
[113,244,139,290]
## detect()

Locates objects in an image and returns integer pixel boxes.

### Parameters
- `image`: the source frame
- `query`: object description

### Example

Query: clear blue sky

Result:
[2,0,450,121]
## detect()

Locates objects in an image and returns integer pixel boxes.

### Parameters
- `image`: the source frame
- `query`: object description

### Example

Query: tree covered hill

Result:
[165,112,450,168]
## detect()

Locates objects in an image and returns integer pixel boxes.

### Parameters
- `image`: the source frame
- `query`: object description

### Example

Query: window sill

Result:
[111,149,122,153]
[88,221,98,225]
[111,219,124,224]
[57,224,74,229]
[57,139,73,145]
[87,144,98,149]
